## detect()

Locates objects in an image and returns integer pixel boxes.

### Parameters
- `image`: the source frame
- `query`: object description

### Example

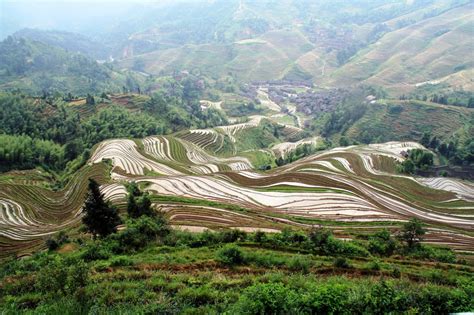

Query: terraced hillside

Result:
[344,100,473,143]
[1,118,473,258]
[114,1,473,95]
[327,3,474,94]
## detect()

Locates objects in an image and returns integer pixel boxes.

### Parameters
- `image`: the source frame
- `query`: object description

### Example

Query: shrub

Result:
[232,283,299,314]
[287,255,311,273]
[109,256,134,267]
[246,251,286,268]
[220,229,247,243]
[299,283,349,314]
[35,257,89,296]
[364,280,401,313]
[407,245,456,263]
[113,215,171,253]
[365,259,381,271]
[333,257,351,268]
[368,229,396,256]
[45,231,70,251]
[216,244,246,266]
[81,242,111,261]
[45,238,59,251]
[392,266,401,278]
[253,230,267,243]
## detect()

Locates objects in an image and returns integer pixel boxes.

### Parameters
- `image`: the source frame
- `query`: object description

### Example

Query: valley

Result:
[0,0,473,313]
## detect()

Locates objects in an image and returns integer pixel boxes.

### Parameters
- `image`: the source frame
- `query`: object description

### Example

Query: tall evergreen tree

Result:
[82,179,121,238]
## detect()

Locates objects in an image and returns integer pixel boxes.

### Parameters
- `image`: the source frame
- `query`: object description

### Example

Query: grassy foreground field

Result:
[1,222,473,314]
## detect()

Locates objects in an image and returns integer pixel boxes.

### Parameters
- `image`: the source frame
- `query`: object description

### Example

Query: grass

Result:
[1,229,473,313]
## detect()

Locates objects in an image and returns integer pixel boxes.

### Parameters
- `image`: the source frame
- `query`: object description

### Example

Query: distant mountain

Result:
[12,29,111,60]
[0,36,139,95]
[1,0,472,96]
[113,0,473,95]
[325,4,474,94]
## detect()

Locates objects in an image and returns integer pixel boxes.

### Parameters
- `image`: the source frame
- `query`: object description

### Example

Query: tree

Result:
[468,97,474,108]
[82,178,121,238]
[399,218,426,249]
[127,181,154,218]
[420,132,431,148]
[399,159,414,174]
[86,94,95,105]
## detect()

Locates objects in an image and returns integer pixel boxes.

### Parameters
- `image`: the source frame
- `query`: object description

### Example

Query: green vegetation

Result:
[0,74,228,175]
[126,182,154,219]
[398,149,434,174]
[0,37,133,95]
[1,215,472,314]
[276,142,328,166]
[1,1,474,313]
[420,131,474,166]
[82,179,121,238]
[398,218,426,250]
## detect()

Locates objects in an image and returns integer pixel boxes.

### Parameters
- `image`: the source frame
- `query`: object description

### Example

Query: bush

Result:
[368,229,397,256]
[246,251,286,268]
[232,283,299,314]
[45,231,70,251]
[333,257,351,268]
[408,245,456,263]
[113,215,171,253]
[220,229,247,243]
[45,238,59,251]
[299,283,349,314]
[109,256,134,267]
[392,266,401,278]
[363,280,401,313]
[35,257,89,297]
[216,244,246,266]
[81,242,111,261]
[365,259,381,271]
[253,230,267,243]
[287,255,311,273]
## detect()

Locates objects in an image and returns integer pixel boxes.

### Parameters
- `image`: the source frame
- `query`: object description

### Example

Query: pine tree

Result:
[82,179,121,238]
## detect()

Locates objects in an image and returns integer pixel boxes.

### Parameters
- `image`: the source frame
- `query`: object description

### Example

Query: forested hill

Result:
[12,28,111,60]
[0,36,136,95]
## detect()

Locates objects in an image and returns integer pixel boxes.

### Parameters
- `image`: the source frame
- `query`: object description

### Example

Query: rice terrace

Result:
[0,0,473,313]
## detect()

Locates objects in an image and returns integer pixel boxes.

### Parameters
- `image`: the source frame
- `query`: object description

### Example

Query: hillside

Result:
[0,37,139,95]
[112,0,473,95]
[327,3,474,94]
[12,28,111,60]
[2,1,471,96]
[344,100,473,143]
[2,123,474,258]
[1,1,474,313]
